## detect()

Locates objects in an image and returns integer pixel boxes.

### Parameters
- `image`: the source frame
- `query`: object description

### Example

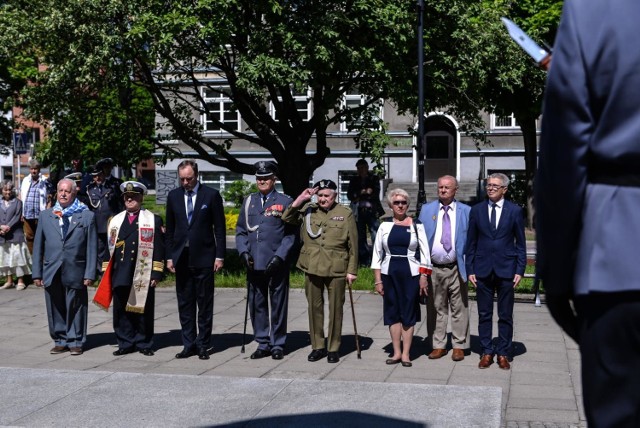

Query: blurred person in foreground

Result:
[537,0,640,424]
[282,180,358,363]
[371,188,431,367]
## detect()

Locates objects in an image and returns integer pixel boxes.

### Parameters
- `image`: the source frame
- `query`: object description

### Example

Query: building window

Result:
[340,90,383,132]
[491,113,519,129]
[338,171,357,205]
[202,86,240,132]
[200,172,243,194]
[270,87,312,122]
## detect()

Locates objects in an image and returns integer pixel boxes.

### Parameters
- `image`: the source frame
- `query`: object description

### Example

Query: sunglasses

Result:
[392,200,408,206]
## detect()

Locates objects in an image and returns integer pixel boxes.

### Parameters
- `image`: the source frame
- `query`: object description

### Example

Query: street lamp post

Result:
[415,0,426,214]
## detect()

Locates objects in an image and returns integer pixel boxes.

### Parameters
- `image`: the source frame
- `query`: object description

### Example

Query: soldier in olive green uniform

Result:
[282,179,358,363]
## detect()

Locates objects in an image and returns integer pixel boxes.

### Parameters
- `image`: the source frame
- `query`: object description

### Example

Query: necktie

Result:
[490,203,497,231]
[62,216,70,238]
[262,194,267,207]
[187,191,194,224]
[441,205,452,253]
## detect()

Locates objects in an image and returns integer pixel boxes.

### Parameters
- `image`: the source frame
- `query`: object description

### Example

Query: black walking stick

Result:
[347,281,362,359]
[241,279,250,353]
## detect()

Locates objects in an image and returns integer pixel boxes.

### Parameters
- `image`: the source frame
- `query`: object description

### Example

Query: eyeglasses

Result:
[392,200,408,206]
[485,184,506,190]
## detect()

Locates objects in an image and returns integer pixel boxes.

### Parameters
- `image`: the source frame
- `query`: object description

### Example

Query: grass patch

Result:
[158,252,538,294]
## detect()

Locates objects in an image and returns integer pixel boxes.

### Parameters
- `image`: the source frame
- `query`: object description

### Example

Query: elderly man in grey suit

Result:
[32,178,97,356]
[537,1,640,425]
[418,175,471,362]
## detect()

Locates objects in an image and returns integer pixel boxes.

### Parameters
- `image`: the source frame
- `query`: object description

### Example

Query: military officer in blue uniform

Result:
[236,161,297,360]
[85,159,123,272]
[99,181,165,356]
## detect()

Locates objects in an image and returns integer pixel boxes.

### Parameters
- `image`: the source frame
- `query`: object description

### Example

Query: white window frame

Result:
[202,86,241,133]
[340,90,383,132]
[270,87,312,122]
[491,113,519,129]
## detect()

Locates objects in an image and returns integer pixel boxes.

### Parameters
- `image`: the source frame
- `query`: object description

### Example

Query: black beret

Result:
[313,179,337,191]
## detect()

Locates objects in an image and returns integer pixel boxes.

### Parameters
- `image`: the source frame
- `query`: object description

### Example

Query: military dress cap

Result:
[254,161,278,177]
[90,164,102,175]
[313,179,337,190]
[120,180,148,195]
[64,172,83,182]
[96,157,114,169]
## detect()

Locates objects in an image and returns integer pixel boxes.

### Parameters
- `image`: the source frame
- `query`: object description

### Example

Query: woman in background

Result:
[371,188,431,367]
[0,180,32,290]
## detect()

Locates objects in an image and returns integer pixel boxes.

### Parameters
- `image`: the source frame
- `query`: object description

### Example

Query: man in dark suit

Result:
[537,1,640,424]
[236,161,297,360]
[32,178,98,356]
[165,160,226,360]
[101,181,164,357]
[466,173,525,370]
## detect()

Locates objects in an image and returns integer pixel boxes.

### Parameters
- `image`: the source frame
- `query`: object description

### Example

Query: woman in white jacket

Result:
[371,188,432,367]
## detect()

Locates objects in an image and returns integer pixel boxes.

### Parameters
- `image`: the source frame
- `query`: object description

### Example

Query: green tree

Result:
[223,180,258,208]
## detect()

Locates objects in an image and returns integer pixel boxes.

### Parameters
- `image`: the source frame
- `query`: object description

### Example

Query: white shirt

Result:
[487,198,505,228]
[431,201,457,264]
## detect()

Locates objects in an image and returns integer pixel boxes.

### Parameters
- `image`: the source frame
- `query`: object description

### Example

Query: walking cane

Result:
[241,279,250,353]
[347,281,362,359]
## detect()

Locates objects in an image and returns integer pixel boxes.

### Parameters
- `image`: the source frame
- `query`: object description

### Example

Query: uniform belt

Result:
[432,261,457,269]
[589,164,640,187]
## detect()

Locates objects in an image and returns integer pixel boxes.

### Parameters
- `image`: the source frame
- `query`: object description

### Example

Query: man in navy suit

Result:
[32,178,98,356]
[165,160,226,360]
[418,175,471,361]
[236,161,297,360]
[538,1,640,424]
[466,173,525,370]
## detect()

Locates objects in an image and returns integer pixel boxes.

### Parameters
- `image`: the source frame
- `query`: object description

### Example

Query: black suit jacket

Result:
[165,183,226,268]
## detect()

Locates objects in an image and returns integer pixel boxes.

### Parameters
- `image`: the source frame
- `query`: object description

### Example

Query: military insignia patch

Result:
[265,204,284,217]
[331,216,345,221]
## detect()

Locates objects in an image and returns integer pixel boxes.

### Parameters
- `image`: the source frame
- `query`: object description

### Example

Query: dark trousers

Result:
[112,285,155,350]
[175,249,215,351]
[475,273,514,356]
[23,218,38,254]
[248,269,289,351]
[97,233,109,272]
[576,292,640,427]
[44,273,88,349]
[356,209,380,265]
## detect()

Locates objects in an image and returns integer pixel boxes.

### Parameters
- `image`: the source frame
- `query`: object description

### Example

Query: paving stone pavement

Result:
[0,286,585,427]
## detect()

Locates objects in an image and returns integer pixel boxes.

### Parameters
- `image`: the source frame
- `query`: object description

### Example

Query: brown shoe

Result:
[478,354,493,369]
[497,355,511,370]
[69,347,83,356]
[50,345,69,354]
[428,349,447,359]
[451,349,465,361]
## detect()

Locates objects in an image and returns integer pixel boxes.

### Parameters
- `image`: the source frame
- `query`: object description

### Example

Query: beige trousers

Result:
[427,265,470,349]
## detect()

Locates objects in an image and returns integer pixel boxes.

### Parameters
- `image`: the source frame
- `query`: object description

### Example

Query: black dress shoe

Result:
[139,349,155,356]
[250,349,271,359]
[327,352,340,363]
[308,348,328,362]
[271,349,284,360]
[113,347,136,356]
[175,348,197,359]
[198,348,210,360]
